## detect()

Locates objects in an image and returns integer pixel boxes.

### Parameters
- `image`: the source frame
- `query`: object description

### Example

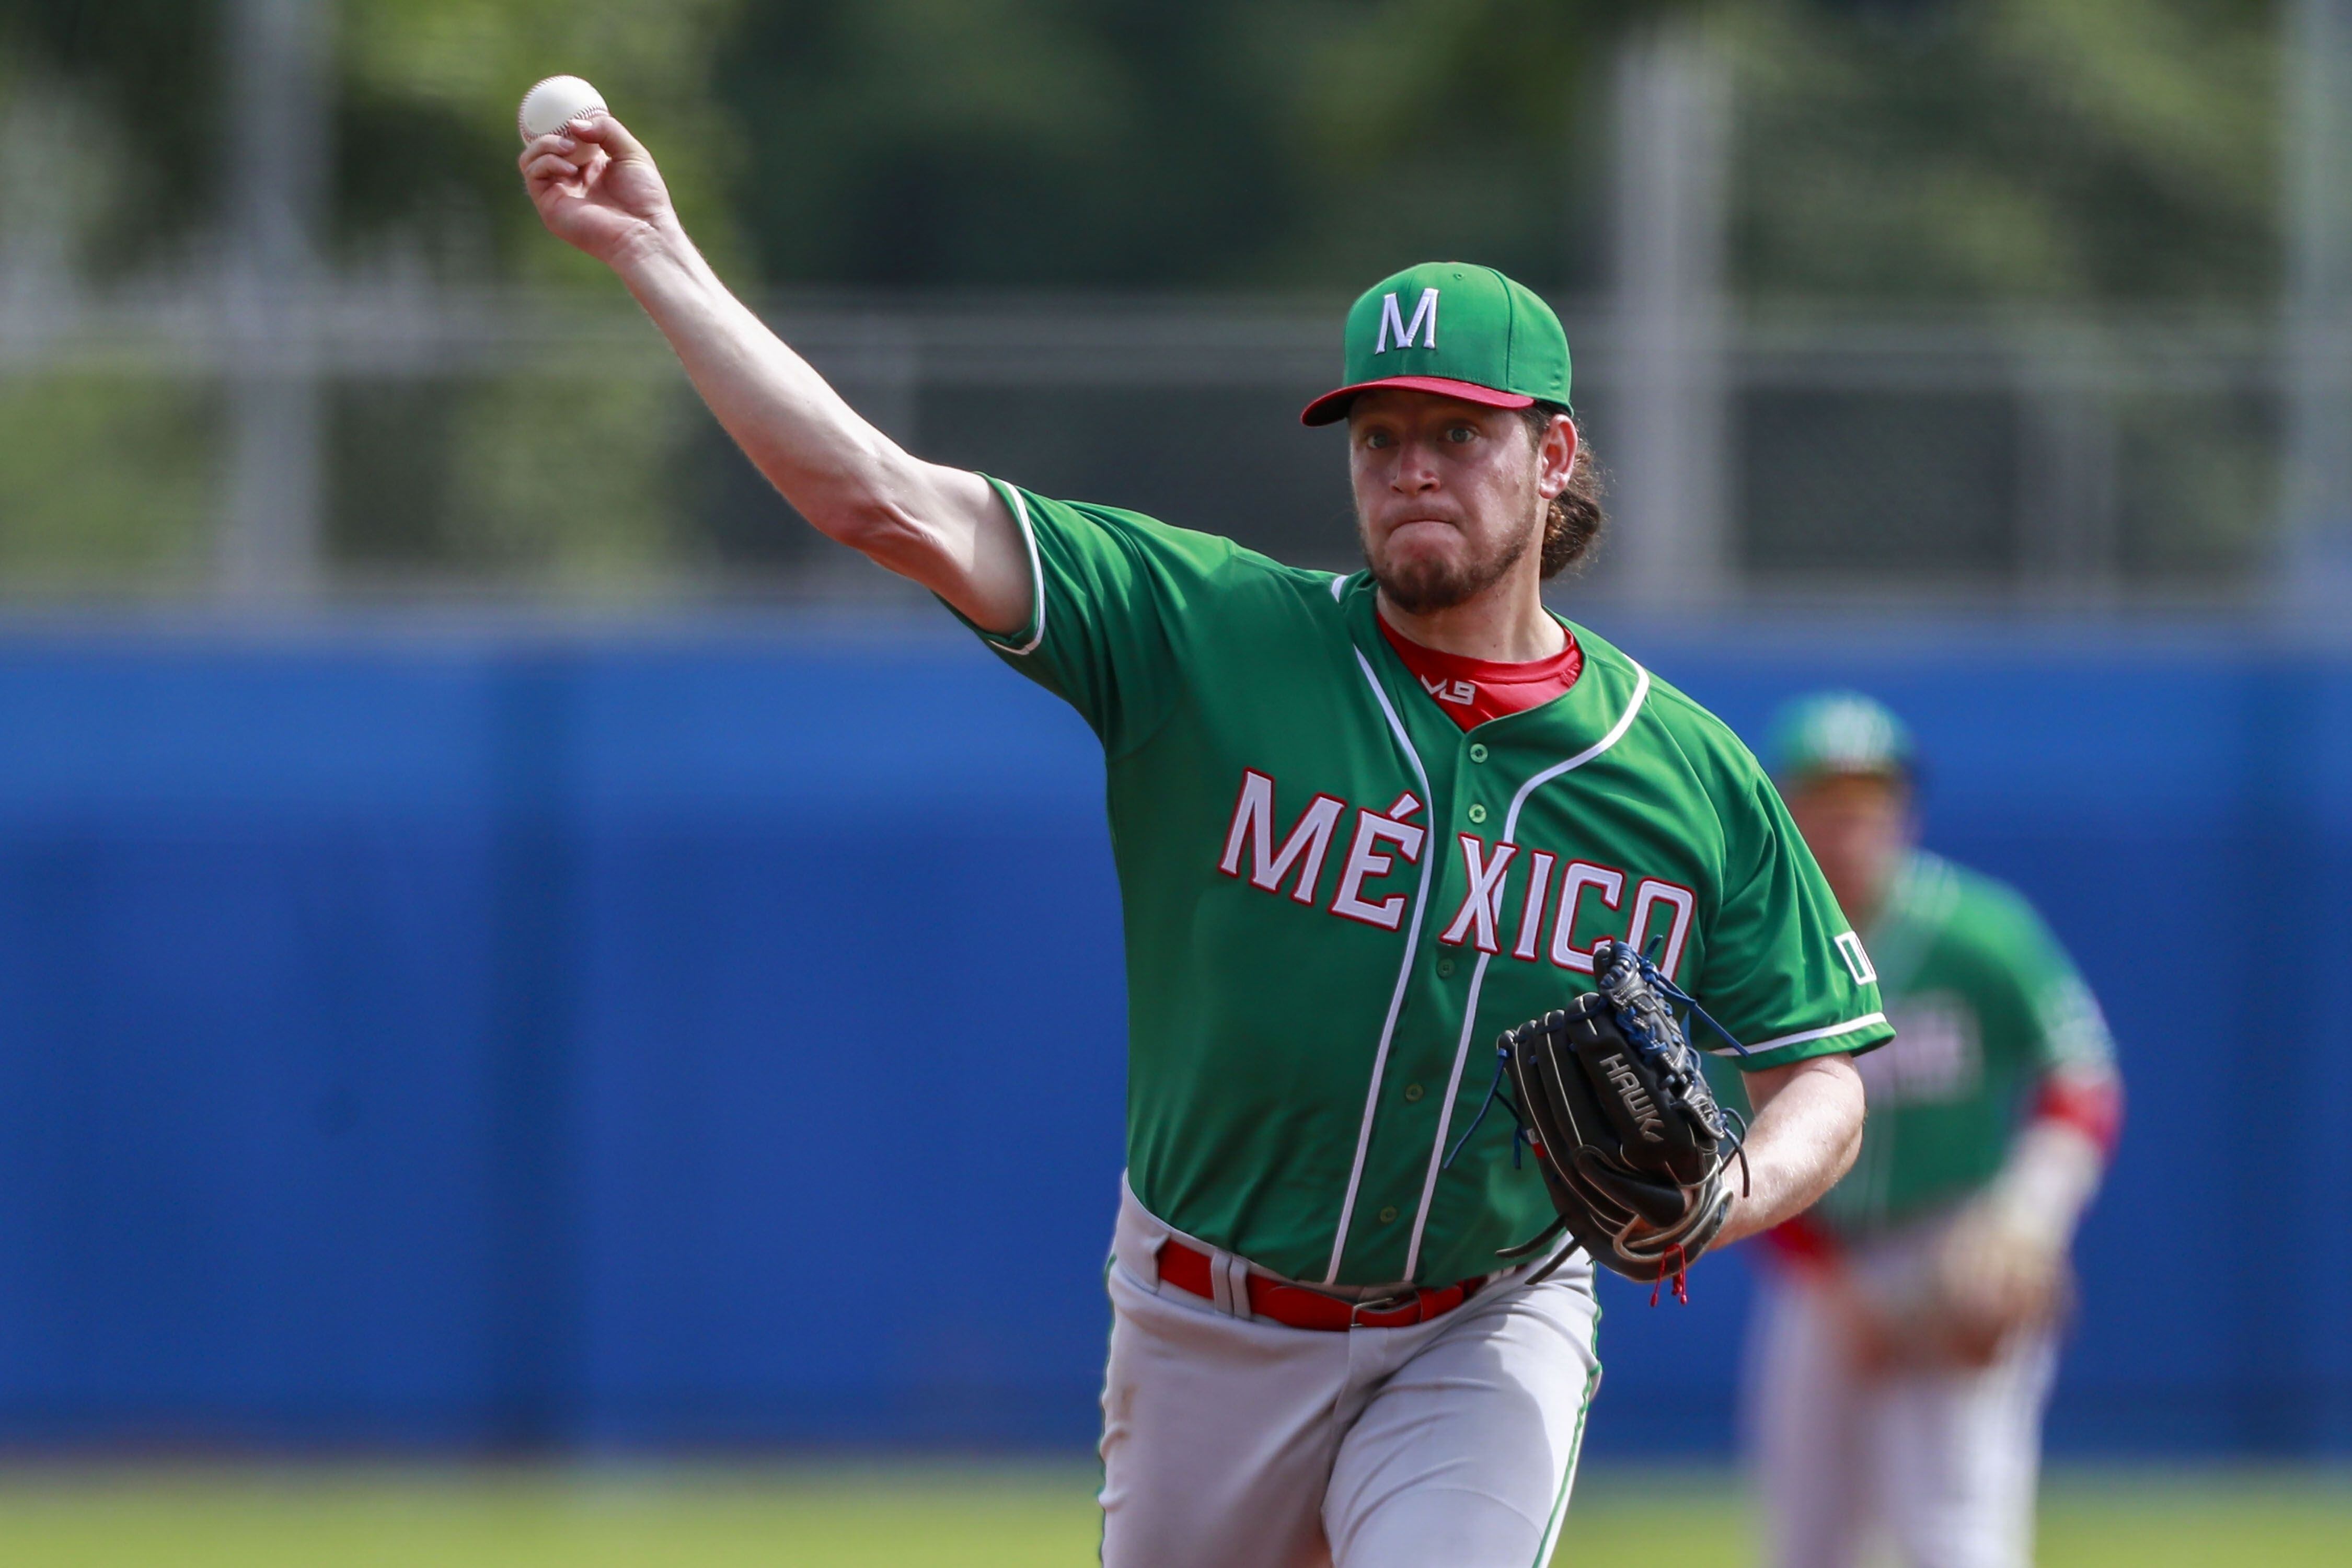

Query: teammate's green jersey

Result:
[964,481,1891,1288]
[1811,849,2117,1238]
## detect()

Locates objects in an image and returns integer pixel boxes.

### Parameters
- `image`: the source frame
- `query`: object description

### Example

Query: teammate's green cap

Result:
[1764,691,1917,785]
[1300,262,1572,426]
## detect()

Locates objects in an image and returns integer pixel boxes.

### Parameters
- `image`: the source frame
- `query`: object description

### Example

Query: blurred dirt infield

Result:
[0,1461,2343,1565]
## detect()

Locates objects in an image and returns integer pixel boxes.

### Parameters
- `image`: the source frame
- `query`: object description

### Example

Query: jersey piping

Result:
[979,480,1048,656]
[1402,662,1654,1278]
[1732,1012,1892,1056]
[1322,641,1440,1284]
[1533,1309,1604,1568]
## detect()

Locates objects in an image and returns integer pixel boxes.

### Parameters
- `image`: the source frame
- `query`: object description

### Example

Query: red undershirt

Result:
[1377,613,1584,730]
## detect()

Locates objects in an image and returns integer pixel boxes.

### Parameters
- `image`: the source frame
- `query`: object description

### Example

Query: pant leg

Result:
[1321,1263,1603,1568]
[1877,1331,2057,1568]
[1099,1260,1348,1568]
[1749,1272,1875,1568]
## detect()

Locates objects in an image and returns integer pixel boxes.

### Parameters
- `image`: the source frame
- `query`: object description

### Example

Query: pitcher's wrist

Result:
[609,213,701,288]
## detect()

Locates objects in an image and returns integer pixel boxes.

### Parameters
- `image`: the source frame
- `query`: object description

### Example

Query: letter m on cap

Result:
[1375,287,1439,354]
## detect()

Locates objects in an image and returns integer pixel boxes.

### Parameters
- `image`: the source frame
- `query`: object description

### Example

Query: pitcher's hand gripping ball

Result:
[1499,939,1748,1297]
[518,75,606,143]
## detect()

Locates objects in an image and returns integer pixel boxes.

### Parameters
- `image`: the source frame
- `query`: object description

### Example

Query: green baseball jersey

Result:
[1811,849,2117,1238]
[961,480,1891,1288]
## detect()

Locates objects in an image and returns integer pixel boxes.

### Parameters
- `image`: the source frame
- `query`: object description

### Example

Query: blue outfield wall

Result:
[0,615,2344,1458]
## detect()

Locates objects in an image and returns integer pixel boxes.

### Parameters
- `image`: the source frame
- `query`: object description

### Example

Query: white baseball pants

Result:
[1747,1266,2058,1568]
[1099,1181,1603,1568]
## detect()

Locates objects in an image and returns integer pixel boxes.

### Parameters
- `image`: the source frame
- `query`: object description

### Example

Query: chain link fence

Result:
[0,285,2297,610]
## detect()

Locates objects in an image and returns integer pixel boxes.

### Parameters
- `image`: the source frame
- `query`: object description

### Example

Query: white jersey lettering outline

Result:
[1511,850,1557,962]
[1548,861,1625,973]
[1217,768,1347,906]
[1329,809,1428,930]
[1209,766,1699,980]
[1624,879,1698,979]
[1438,834,1519,954]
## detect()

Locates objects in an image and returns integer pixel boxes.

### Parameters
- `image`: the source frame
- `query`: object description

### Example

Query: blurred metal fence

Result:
[0,284,2295,609]
[0,2,2324,615]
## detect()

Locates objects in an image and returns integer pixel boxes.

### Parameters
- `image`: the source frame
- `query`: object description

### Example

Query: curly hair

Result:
[1519,402,1606,579]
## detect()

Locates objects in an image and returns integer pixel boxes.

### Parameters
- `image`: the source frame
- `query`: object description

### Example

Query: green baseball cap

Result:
[1300,261,1572,426]
[1764,691,1917,785]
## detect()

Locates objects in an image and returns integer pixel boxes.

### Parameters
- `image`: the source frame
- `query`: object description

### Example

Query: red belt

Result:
[1156,1239,1487,1331]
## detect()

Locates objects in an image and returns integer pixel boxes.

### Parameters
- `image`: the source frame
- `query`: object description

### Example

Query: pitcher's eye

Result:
[1445,425,1477,444]
[1362,430,1396,449]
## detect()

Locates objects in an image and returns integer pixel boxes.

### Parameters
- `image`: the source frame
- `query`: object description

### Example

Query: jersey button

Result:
[1436,957,1456,978]
[1377,1205,1400,1224]
[1468,743,1489,763]
[1403,1082,1424,1103]
[1467,803,1488,824]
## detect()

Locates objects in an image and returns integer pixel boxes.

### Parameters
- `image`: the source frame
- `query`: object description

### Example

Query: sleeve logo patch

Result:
[1834,930,1877,986]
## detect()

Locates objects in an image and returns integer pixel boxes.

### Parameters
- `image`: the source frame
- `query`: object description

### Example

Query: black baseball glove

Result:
[1487,939,1749,1297]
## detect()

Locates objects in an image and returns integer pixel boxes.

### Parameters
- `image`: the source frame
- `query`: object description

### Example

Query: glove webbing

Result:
[1448,941,1756,1299]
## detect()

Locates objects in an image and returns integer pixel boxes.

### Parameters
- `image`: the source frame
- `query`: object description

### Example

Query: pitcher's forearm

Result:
[520,113,1025,627]
[613,221,916,534]
[1716,1053,1865,1246]
[609,222,1022,621]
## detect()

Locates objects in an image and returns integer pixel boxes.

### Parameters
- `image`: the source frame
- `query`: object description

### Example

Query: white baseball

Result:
[517,75,606,143]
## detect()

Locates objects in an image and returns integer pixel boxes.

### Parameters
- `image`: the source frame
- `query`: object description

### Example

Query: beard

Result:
[1363,507,1538,614]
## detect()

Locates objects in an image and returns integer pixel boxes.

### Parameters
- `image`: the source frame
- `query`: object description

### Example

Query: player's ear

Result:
[1539,413,1578,497]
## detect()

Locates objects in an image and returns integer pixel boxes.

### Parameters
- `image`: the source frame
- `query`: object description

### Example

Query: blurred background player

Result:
[1745,692,2125,1568]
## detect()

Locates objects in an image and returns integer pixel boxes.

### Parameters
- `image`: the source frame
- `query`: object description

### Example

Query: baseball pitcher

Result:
[1748,693,2124,1568]
[522,110,1889,1567]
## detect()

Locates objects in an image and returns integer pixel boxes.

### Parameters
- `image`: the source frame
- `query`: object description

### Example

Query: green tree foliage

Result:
[338,0,750,280]
[0,1,2279,300]
[3,0,1663,292]
[714,0,1659,291]
[0,376,214,585]
[1728,0,2279,302]
[0,0,2303,595]
[0,1,221,278]
[0,0,750,282]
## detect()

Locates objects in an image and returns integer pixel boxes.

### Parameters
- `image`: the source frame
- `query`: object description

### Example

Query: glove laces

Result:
[1457,940,1758,1302]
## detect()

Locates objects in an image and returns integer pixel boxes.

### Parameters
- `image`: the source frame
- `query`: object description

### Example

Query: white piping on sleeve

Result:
[1329,572,1347,602]
[1321,645,1437,1285]
[1402,662,1654,1280]
[988,486,1047,657]
[1731,1011,1890,1057]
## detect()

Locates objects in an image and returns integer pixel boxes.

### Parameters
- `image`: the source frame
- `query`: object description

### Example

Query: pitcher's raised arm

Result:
[518,111,1029,632]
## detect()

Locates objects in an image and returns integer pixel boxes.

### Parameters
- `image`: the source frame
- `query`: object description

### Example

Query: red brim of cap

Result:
[1299,375,1537,427]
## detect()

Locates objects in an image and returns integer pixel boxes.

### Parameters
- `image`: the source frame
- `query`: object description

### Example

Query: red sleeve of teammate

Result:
[2032,1066,2124,1156]
[1758,1068,2123,1270]
[1759,1210,1843,1272]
